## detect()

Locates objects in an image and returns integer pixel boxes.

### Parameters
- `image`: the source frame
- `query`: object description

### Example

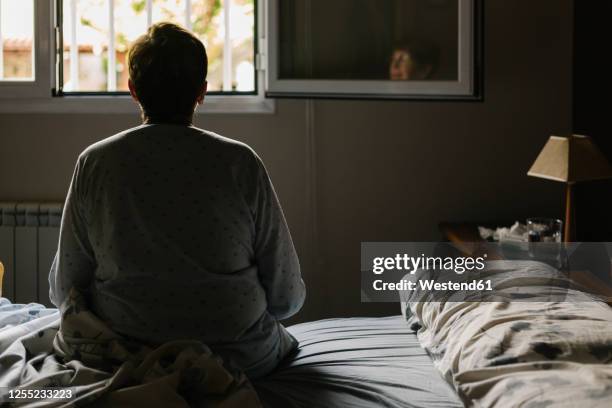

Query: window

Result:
[0,0,34,81]
[58,0,256,95]
[0,0,481,113]
[0,0,51,99]
[267,0,482,99]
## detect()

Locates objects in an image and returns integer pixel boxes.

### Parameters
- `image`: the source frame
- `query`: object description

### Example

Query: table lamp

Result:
[528,135,612,242]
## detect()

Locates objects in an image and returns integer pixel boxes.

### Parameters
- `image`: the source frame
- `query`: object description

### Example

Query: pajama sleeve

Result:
[243,150,306,320]
[49,155,96,308]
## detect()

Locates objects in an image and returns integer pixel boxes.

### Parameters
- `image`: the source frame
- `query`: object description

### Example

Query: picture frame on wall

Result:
[266,0,483,100]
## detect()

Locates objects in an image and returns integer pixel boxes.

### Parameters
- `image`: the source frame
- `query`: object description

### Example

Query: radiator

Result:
[0,203,63,307]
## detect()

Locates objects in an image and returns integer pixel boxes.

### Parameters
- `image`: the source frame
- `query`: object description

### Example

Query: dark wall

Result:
[574,1,612,241]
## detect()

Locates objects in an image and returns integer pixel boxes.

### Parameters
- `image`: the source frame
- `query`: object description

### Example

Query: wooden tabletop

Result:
[439,222,486,243]
[438,222,507,258]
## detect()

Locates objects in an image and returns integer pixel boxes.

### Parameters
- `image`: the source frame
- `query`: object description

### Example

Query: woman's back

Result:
[49,124,305,378]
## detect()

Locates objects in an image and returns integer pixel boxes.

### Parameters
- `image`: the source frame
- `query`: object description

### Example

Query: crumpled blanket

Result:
[401,260,612,407]
[0,290,261,407]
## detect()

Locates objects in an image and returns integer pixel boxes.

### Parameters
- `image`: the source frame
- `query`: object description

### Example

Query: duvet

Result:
[0,290,260,407]
[402,260,612,407]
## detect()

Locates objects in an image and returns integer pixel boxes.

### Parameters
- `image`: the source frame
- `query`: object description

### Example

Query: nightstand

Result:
[439,221,612,304]
[438,221,511,258]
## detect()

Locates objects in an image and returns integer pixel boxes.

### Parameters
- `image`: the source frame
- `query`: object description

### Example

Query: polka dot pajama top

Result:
[48,124,306,378]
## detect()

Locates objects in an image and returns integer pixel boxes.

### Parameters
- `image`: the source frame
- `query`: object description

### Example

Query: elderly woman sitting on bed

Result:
[48,22,306,379]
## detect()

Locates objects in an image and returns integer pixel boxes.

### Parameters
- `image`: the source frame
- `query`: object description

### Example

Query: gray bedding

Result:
[0,299,461,407]
[255,316,462,408]
[401,260,612,407]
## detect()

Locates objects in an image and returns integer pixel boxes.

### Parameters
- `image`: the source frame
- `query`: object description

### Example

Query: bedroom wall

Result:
[573,0,612,241]
[0,0,573,322]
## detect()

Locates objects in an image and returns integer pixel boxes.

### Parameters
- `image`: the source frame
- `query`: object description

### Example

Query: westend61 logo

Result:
[361,243,497,302]
[372,254,487,275]
[362,242,612,303]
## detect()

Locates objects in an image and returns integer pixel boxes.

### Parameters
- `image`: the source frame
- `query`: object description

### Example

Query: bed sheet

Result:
[255,316,462,408]
[1,300,461,408]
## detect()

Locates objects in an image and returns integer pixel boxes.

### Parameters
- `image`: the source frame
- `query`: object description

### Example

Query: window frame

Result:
[266,0,483,101]
[0,0,484,112]
[0,0,52,98]
[0,0,273,114]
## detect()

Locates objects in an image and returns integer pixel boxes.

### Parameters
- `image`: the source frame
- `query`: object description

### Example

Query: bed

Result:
[401,259,612,407]
[2,259,612,407]
[0,297,461,407]
[254,317,462,407]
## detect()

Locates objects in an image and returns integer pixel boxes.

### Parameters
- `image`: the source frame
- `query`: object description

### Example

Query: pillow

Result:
[401,260,612,407]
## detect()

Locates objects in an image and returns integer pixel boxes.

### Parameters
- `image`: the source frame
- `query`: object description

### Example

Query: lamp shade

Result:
[527,135,612,183]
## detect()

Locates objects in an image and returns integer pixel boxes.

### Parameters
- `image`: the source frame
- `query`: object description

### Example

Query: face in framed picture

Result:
[389,42,440,81]
[270,0,479,99]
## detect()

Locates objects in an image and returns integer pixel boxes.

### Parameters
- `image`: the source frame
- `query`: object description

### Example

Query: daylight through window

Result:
[0,0,35,81]
[60,0,256,94]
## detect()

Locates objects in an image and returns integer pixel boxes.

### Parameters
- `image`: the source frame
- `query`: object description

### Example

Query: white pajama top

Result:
[49,124,306,378]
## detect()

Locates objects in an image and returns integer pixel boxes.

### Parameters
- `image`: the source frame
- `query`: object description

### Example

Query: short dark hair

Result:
[128,23,208,122]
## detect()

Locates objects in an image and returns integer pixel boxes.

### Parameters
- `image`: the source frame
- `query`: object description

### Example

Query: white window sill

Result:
[0,95,275,115]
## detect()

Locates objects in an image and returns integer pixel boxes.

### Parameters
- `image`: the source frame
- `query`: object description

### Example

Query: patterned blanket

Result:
[402,260,612,407]
[0,290,261,407]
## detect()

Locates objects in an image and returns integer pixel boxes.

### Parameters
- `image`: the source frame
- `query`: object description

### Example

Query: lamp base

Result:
[565,183,575,242]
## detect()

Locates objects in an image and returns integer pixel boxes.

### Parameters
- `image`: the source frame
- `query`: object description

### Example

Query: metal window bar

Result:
[185,0,192,30]
[69,0,79,90]
[55,0,63,92]
[146,0,152,27]
[107,0,116,91]
[0,3,4,80]
[223,0,232,91]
